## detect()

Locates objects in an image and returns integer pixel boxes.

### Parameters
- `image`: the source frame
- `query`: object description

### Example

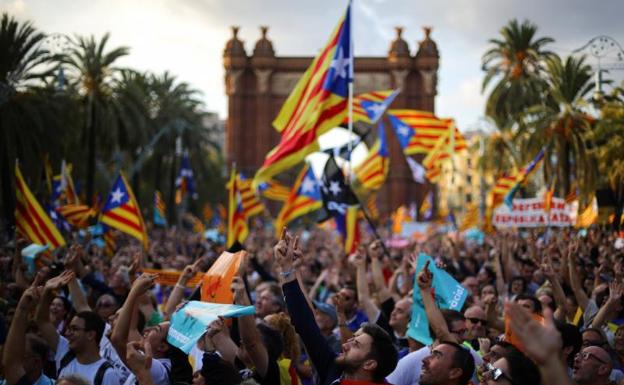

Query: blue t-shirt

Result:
[346,309,369,332]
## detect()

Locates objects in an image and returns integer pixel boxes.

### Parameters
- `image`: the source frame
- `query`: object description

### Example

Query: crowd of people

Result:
[1,223,623,385]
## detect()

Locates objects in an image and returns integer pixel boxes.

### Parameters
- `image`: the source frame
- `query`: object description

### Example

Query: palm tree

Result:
[520,55,596,197]
[0,13,65,233]
[482,19,555,124]
[59,33,129,204]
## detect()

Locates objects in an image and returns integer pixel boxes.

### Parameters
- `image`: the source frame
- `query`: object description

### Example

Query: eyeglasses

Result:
[483,363,516,383]
[576,351,608,364]
[467,317,488,326]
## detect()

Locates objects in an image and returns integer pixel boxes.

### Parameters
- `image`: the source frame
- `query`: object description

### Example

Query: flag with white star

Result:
[354,121,389,191]
[274,163,323,236]
[101,173,148,249]
[175,153,197,204]
[346,89,400,125]
[254,2,353,186]
[387,110,462,155]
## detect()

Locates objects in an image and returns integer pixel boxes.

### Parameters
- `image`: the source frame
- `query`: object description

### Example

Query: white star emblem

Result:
[397,123,410,138]
[367,103,387,121]
[330,47,350,80]
[329,181,342,196]
[301,177,316,194]
[111,188,125,203]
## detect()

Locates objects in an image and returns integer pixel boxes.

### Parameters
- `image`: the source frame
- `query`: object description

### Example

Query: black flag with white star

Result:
[319,156,359,222]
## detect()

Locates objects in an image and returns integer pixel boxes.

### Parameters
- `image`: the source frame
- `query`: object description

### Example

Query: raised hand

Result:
[274,228,294,273]
[44,270,75,292]
[17,285,42,311]
[206,317,226,339]
[416,259,433,290]
[608,280,624,306]
[368,240,383,260]
[350,246,366,269]
[333,293,347,316]
[129,252,142,278]
[130,273,158,296]
[505,301,562,365]
[126,341,152,373]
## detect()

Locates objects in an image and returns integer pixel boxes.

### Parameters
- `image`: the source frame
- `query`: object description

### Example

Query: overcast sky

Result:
[2,0,623,132]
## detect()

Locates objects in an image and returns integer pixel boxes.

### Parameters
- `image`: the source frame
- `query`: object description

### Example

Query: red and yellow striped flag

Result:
[101,173,148,249]
[253,4,352,185]
[14,163,65,249]
[387,110,464,155]
[57,204,98,228]
[237,174,265,218]
[227,168,249,247]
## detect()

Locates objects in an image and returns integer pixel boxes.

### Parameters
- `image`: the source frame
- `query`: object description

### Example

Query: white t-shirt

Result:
[100,333,132,385]
[386,344,482,385]
[122,358,171,385]
[55,336,121,385]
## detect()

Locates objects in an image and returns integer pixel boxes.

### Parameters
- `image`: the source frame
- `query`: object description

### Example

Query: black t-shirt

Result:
[253,358,280,385]
[15,375,33,385]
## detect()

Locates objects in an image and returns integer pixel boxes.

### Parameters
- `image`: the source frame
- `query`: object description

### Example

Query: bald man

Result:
[464,306,487,340]
[572,346,612,385]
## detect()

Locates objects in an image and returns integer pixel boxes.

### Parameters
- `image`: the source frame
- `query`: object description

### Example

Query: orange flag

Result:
[201,250,246,303]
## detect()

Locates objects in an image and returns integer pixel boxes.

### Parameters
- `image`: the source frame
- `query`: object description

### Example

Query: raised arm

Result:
[541,257,567,322]
[2,286,40,385]
[275,229,335,385]
[163,259,201,320]
[232,275,269,378]
[568,243,589,311]
[591,280,623,329]
[65,246,91,313]
[126,341,155,385]
[417,260,457,343]
[111,272,158,367]
[35,270,74,353]
[353,247,380,322]
[205,317,239,365]
[369,240,392,303]
[506,302,573,385]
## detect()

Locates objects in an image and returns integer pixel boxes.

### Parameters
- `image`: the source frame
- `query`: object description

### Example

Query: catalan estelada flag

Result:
[14,163,65,249]
[254,3,352,186]
[504,148,545,208]
[51,161,79,205]
[227,167,249,248]
[348,89,400,124]
[237,174,265,218]
[257,180,291,202]
[492,172,519,197]
[175,153,196,204]
[101,173,148,249]
[103,227,117,256]
[274,164,322,236]
[544,183,555,214]
[459,203,479,231]
[154,191,167,227]
[354,121,389,191]
[387,110,461,155]
[57,204,98,228]
[335,205,360,254]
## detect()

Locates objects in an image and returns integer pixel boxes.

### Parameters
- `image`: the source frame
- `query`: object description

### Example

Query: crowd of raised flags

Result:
[11,1,611,262]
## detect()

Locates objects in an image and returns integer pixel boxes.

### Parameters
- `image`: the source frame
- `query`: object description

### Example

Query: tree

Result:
[59,33,129,204]
[482,19,554,125]
[520,55,596,197]
[591,85,624,230]
[0,13,66,234]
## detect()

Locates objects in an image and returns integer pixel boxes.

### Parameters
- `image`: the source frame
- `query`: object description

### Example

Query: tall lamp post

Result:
[573,35,624,102]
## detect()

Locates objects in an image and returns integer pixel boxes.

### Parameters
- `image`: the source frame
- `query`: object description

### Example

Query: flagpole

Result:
[346,0,354,184]
[351,191,391,258]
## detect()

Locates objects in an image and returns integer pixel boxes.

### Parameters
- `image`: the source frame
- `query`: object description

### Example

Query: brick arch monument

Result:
[223,25,440,216]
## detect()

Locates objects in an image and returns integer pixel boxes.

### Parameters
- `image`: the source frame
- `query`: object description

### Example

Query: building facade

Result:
[223,25,441,215]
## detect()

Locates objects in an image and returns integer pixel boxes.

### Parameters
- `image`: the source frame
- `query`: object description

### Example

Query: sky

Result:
[2,0,623,133]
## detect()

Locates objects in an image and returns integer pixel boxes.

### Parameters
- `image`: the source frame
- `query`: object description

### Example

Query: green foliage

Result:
[0,12,224,233]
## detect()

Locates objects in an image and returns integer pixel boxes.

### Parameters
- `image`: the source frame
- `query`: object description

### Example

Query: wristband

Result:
[280,269,296,278]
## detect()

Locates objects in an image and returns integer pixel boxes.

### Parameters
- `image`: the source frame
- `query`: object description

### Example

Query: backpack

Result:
[58,351,113,385]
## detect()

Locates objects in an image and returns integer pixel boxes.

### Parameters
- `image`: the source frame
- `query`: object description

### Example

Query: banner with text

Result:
[167,301,255,353]
[493,197,575,228]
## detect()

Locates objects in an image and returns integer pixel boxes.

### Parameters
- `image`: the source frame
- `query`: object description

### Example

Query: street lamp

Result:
[573,35,624,102]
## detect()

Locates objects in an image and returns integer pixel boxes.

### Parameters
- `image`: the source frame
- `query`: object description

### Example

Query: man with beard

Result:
[418,342,474,385]
[275,230,398,385]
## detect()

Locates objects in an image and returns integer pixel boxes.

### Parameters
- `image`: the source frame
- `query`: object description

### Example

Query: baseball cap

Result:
[313,300,338,325]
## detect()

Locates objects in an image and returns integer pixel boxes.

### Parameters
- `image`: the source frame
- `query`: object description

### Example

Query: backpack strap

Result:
[57,350,76,377]
[94,361,113,385]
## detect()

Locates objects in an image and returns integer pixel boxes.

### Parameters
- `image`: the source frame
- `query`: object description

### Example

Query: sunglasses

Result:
[483,363,516,384]
[467,317,487,326]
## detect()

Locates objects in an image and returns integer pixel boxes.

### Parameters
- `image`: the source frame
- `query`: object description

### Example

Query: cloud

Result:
[2,0,623,125]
